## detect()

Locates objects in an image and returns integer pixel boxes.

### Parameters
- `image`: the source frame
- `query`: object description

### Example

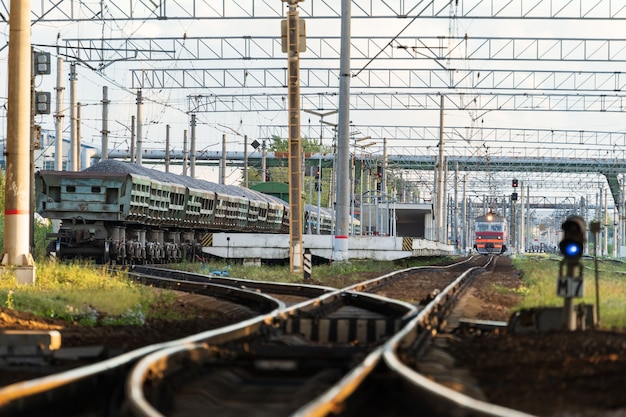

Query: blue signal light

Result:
[560,240,583,258]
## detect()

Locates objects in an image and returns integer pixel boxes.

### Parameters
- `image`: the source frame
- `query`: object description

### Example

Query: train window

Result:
[49,186,61,202]
[66,186,76,193]
[476,223,489,231]
[491,224,502,231]
[106,188,117,204]
[92,186,101,193]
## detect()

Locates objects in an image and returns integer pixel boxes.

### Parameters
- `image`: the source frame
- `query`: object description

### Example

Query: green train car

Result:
[35,160,289,263]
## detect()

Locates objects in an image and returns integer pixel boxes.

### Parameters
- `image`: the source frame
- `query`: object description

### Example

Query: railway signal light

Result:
[34,91,51,114]
[33,51,51,75]
[512,178,519,188]
[559,215,586,261]
[315,168,321,180]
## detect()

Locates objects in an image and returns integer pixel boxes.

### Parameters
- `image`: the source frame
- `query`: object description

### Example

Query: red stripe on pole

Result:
[4,210,30,215]
[335,235,348,239]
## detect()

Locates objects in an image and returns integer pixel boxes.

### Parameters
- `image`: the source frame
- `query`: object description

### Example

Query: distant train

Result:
[35,160,358,263]
[473,212,508,255]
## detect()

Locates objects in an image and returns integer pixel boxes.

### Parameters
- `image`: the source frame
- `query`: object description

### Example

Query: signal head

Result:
[559,215,586,260]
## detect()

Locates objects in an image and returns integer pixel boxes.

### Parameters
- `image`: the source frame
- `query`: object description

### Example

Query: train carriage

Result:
[35,160,340,263]
[473,212,509,255]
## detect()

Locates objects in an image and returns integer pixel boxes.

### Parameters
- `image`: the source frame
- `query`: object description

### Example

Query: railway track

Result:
[0,256,531,417]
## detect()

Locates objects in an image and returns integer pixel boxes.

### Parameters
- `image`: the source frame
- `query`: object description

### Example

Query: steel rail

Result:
[0,272,285,416]
[128,265,337,299]
[123,256,478,416]
[381,257,537,417]
[124,287,418,417]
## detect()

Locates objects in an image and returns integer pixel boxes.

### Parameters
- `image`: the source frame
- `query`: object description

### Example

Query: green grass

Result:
[2,255,624,329]
[0,260,168,325]
[512,256,626,329]
[181,256,452,286]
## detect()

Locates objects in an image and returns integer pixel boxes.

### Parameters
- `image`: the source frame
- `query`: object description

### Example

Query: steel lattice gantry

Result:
[23,0,626,21]
[59,35,626,63]
[6,0,626,211]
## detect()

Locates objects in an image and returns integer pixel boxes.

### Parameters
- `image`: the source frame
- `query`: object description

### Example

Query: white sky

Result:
[1,1,625,201]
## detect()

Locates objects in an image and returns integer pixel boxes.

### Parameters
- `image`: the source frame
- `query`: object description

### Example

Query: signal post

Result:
[557,215,587,331]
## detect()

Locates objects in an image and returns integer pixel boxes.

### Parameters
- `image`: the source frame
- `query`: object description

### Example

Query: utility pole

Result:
[69,62,78,171]
[76,103,81,170]
[436,94,445,243]
[2,0,36,283]
[130,115,135,163]
[333,0,352,262]
[101,86,109,160]
[304,109,338,234]
[54,56,64,171]
[136,90,143,166]
[261,140,267,182]
[243,135,248,188]
[182,129,188,176]
[165,124,170,172]
[190,114,196,178]
[221,134,227,185]
[53,55,64,234]
[282,0,305,272]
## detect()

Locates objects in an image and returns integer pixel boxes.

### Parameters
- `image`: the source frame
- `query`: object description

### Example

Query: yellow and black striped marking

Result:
[202,233,213,247]
[402,237,413,252]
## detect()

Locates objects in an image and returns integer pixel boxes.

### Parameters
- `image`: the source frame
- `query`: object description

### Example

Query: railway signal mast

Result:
[557,215,586,331]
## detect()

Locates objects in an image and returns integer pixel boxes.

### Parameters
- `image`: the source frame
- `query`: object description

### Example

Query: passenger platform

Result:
[201,233,454,264]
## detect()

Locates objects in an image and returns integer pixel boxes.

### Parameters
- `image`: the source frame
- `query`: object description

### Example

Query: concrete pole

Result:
[286,0,304,271]
[190,114,196,178]
[382,137,388,235]
[243,134,248,188]
[135,90,143,165]
[54,56,64,171]
[101,86,109,160]
[130,115,135,163]
[182,129,188,176]
[454,162,459,251]
[165,124,170,172]
[53,55,64,234]
[605,191,609,256]
[462,175,467,251]
[69,62,78,171]
[221,134,227,185]
[333,0,352,262]
[614,207,618,258]
[2,0,35,282]
[76,102,81,170]
[517,181,527,253]
[437,94,445,242]
[262,140,267,182]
